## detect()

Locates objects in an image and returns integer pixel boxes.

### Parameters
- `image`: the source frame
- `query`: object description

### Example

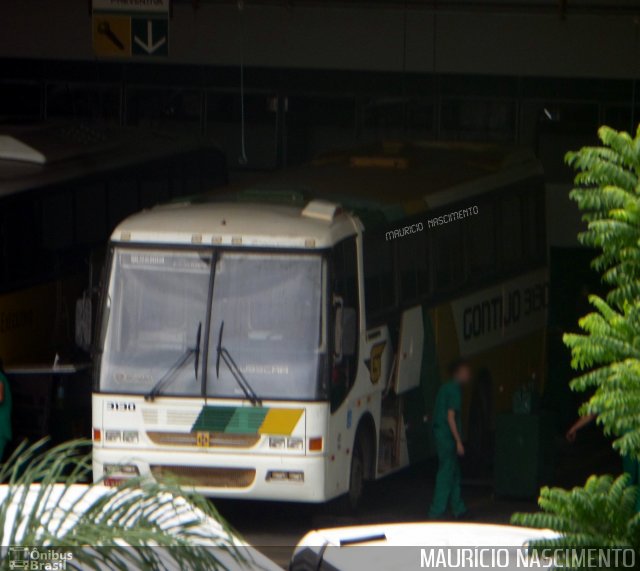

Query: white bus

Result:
[92,141,547,508]
[0,121,226,445]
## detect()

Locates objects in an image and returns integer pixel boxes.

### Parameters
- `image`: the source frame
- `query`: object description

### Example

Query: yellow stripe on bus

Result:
[258,408,304,436]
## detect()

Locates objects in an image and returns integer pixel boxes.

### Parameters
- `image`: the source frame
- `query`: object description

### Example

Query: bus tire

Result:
[337,430,368,514]
[348,435,365,510]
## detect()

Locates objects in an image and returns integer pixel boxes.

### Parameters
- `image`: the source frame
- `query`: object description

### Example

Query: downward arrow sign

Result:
[133,20,167,54]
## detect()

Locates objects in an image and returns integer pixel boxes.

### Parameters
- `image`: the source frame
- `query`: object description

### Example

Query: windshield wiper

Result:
[215,320,261,406]
[145,322,202,402]
[194,321,202,379]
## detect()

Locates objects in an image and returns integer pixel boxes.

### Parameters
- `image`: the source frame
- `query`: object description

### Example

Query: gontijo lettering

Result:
[463,281,548,341]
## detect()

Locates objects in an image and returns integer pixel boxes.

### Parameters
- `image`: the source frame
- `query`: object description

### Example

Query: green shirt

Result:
[432,380,462,437]
[0,372,12,442]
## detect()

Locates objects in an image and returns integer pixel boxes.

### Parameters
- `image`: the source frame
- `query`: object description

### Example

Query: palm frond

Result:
[0,440,250,571]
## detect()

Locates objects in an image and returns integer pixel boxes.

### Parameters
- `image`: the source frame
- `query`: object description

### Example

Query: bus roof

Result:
[112,200,359,249]
[235,140,542,217]
[0,122,221,199]
[112,140,542,248]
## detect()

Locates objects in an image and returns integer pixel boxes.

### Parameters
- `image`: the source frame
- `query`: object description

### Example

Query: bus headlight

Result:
[105,430,122,443]
[105,430,139,444]
[287,437,304,450]
[269,437,286,449]
[269,436,304,450]
[123,430,139,443]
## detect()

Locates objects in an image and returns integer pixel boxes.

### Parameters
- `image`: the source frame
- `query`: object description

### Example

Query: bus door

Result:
[378,306,425,473]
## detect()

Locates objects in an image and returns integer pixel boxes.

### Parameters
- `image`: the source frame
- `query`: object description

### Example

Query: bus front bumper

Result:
[93,447,330,503]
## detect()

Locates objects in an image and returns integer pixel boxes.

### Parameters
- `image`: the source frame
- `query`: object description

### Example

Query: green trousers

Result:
[622,454,640,513]
[428,430,466,518]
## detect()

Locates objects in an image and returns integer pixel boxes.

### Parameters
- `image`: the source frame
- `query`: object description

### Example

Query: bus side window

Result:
[398,224,429,302]
[501,194,524,268]
[467,201,496,282]
[433,220,466,293]
[331,237,359,411]
[523,184,546,264]
[363,233,395,323]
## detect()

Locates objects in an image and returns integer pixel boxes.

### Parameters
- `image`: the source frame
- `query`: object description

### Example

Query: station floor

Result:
[215,426,621,568]
[216,467,536,567]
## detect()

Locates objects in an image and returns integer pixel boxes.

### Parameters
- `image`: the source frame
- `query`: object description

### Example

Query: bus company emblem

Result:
[196,432,210,448]
[365,341,386,384]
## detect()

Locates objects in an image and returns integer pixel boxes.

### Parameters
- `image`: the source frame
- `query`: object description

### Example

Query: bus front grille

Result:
[150,465,256,488]
[146,431,260,448]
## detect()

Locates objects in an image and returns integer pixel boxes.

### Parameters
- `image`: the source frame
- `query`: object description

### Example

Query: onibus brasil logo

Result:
[7,547,73,570]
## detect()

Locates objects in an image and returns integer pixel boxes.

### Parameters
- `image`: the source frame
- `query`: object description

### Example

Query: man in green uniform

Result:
[428,358,471,519]
[0,360,12,461]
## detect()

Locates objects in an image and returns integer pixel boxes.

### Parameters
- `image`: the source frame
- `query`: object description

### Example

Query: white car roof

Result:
[296,522,558,547]
[292,522,560,571]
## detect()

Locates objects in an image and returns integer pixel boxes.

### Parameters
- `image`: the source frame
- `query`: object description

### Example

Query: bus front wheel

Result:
[348,436,365,510]
[338,431,368,513]
[331,427,372,514]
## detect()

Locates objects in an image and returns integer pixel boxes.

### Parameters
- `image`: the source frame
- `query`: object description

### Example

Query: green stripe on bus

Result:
[191,405,269,434]
[192,406,236,433]
[226,407,269,434]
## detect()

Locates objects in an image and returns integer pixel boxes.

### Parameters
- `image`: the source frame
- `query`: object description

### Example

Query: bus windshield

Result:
[98,248,326,400]
[206,252,325,401]
[99,249,211,396]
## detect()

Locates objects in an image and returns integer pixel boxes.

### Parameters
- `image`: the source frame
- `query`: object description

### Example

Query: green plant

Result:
[512,474,640,550]
[0,440,244,570]
[513,126,640,556]
[562,125,640,456]
[564,297,640,458]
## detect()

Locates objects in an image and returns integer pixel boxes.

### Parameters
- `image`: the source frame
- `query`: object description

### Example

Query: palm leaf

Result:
[0,440,251,571]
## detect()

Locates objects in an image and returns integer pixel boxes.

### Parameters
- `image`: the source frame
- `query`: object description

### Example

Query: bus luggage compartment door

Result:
[393,306,424,394]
